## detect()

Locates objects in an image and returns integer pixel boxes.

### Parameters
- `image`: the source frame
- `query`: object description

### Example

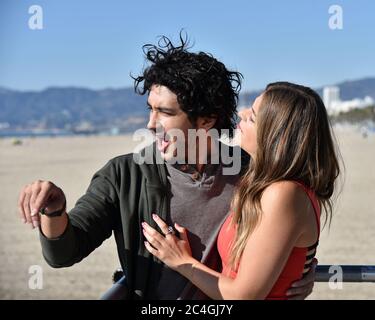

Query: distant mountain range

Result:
[0,87,147,133]
[239,77,375,107]
[1,77,374,134]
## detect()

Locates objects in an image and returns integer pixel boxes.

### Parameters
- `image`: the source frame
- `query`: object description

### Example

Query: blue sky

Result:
[0,0,374,92]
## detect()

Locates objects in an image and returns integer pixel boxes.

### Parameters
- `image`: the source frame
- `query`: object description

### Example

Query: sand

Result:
[0,129,374,299]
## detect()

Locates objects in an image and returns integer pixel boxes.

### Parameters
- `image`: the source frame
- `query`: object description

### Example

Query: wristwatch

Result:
[40,200,66,217]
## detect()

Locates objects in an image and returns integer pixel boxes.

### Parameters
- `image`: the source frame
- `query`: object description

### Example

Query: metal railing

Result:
[100,265,375,300]
[315,265,375,282]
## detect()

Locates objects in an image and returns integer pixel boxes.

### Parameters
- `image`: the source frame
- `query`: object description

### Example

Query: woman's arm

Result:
[143,181,308,299]
[143,220,230,299]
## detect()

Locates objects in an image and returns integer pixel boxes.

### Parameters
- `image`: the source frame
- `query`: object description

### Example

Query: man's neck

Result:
[194,136,220,173]
[166,136,221,174]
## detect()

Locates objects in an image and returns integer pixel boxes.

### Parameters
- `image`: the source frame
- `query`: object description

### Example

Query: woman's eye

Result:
[246,116,253,123]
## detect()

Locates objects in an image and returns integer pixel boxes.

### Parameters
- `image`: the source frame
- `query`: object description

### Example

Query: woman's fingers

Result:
[152,214,170,235]
[142,229,161,249]
[142,222,165,248]
[144,241,159,257]
[174,223,188,242]
[147,215,188,241]
[143,220,193,270]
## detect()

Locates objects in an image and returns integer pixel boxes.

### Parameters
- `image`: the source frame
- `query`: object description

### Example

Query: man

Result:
[18,35,316,299]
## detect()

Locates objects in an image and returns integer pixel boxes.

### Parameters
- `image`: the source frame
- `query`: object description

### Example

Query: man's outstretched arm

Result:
[18,160,120,268]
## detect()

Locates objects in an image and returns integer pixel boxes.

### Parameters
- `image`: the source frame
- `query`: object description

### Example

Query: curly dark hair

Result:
[132,33,243,137]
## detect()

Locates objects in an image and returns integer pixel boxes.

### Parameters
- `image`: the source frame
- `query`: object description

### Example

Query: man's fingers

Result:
[292,275,311,288]
[30,183,42,216]
[23,191,32,226]
[18,180,64,229]
[290,258,317,289]
[286,282,313,297]
[287,294,305,300]
[18,187,27,223]
[291,266,316,288]
[29,182,44,228]
[33,185,52,216]
[287,263,315,299]
[287,287,313,300]
[311,258,318,270]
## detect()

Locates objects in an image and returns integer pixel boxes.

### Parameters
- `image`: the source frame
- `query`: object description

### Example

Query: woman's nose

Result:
[238,109,244,119]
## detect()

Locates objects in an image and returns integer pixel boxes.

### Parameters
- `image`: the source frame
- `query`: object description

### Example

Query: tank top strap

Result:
[291,180,321,238]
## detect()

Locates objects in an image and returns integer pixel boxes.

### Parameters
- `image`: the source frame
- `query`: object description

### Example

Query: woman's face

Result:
[237,94,262,158]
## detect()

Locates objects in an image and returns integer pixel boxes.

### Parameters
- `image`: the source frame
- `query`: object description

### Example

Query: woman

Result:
[142,82,341,299]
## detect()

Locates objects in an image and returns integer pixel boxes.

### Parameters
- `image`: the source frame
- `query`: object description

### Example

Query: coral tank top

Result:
[217,181,320,300]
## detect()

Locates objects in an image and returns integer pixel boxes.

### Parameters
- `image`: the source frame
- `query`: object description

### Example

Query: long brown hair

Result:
[229,82,341,268]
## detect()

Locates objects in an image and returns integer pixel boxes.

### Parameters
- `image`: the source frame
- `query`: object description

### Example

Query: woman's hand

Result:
[142,214,196,272]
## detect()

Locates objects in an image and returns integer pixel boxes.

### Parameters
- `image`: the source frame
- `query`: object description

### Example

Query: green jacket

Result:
[40,142,249,299]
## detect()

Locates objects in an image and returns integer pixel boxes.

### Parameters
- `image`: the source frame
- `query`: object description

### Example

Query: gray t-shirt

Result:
[155,162,241,299]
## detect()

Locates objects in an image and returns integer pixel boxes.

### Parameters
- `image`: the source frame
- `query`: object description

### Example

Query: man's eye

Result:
[147,106,152,111]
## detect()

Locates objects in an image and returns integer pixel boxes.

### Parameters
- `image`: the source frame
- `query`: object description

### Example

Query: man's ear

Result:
[196,116,217,131]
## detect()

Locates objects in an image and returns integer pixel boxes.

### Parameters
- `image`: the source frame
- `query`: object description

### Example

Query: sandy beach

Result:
[0,128,374,299]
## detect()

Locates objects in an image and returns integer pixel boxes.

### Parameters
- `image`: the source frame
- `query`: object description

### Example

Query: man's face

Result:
[147,84,195,161]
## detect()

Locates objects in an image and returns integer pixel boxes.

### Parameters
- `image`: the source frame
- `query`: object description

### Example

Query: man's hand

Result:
[286,258,317,300]
[18,180,66,229]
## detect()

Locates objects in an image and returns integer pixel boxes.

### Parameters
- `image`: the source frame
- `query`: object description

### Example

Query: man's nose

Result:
[147,111,157,130]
